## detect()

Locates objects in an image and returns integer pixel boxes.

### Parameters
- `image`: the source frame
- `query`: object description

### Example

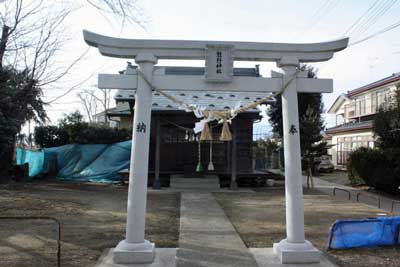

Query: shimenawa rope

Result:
[136,68,300,141]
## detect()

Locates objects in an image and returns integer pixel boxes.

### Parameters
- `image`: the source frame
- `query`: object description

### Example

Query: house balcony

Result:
[344,98,390,120]
[326,120,373,135]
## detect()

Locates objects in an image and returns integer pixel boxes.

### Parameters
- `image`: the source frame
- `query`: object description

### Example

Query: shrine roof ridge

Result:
[83,30,349,62]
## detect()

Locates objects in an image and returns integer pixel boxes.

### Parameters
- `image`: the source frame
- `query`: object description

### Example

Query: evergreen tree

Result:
[0,67,47,176]
[373,87,400,150]
[267,64,328,186]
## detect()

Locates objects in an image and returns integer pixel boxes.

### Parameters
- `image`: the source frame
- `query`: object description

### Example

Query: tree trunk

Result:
[0,25,10,69]
[308,166,314,189]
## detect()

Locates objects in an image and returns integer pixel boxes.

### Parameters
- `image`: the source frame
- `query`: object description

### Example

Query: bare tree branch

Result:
[78,88,112,123]
[85,0,149,29]
[0,0,148,111]
[78,90,98,122]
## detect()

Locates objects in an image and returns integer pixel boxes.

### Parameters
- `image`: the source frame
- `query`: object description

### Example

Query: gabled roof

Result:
[94,107,117,117]
[327,72,400,114]
[348,72,400,97]
[106,102,132,117]
[327,94,350,114]
[114,66,274,113]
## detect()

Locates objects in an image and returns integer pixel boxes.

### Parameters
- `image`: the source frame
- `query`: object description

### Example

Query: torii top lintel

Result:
[83,30,348,63]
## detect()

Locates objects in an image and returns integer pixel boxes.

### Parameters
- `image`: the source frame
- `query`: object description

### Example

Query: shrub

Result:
[73,124,131,144]
[347,147,400,194]
[373,90,400,150]
[35,124,131,147]
[347,88,400,194]
[34,112,132,147]
[34,125,68,148]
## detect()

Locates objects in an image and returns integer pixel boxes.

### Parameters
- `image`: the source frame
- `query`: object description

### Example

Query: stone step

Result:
[170,177,220,190]
[170,174,219,179]
[171,178,220,184]
[172,183,220,189]
[170,181,220,186]
[170,184,220,189]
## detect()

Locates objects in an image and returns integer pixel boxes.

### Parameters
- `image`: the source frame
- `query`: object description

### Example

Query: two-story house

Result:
[326,72,400,169]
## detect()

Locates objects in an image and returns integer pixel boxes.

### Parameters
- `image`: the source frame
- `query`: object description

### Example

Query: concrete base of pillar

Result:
[273,239,320,264]
[250,247,335,267]
[112,240,155,264]
[96,248,176,267]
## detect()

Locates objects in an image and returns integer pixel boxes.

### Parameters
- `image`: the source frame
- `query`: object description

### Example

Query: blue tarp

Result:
[16,141,131,183]
[328,216,400,249]
[16,149,45,177]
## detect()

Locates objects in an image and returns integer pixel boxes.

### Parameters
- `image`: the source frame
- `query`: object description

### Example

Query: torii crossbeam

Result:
[83,30,348,265]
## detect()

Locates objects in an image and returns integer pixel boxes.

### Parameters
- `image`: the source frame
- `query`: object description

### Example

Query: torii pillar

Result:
[83,30,348,265]
[113,53,157,264]
[273,57,319,263]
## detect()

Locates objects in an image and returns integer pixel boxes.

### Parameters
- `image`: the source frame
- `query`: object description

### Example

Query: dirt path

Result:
[0,182,180,267]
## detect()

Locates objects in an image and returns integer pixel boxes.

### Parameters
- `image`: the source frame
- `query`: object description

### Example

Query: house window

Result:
[354,95,366,116]
[372,88,390,112]
[336,135,374,166]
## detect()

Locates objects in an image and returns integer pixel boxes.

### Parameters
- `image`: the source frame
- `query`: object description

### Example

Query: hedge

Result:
[34,123,131,148]
[348,147,400,194]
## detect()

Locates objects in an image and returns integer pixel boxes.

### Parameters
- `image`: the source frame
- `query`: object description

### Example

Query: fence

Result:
[0,216,61,267]
[330,187,400,214]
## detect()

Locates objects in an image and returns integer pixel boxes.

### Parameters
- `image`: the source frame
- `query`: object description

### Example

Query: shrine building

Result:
[106,65,273,183]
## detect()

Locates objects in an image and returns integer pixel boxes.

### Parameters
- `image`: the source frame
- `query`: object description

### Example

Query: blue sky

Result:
[40,0,400,133]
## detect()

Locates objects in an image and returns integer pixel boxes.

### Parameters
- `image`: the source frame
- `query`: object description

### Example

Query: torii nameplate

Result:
[204,44,234,83]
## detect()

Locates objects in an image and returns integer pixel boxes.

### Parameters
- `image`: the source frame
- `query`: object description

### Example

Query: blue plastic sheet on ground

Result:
[328,216,400,249]
[15,140,131,183]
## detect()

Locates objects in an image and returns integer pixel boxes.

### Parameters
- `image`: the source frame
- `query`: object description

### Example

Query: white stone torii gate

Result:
[83,30,348,265]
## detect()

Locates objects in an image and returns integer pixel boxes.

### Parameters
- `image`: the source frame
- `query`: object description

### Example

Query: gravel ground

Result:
[0,181,180,267]
[215,190,400,267]
[3,178,398,267]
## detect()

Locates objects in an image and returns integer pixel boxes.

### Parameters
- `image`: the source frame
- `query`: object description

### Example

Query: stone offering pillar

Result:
[273,57,320,264]
[113,53,158,264]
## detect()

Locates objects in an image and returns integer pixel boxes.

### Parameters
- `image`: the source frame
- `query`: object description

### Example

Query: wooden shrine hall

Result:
[106,66,273,185]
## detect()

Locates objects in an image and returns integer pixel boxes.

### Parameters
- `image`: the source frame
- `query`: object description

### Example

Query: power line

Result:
[293,0,341,41]
[352,0,398,38]
[319,18,400,72]
[349,18,400,47]
[49,101,82,105]
[308,0,333,22]
[343,0,381,36]
[317,18,400,73]
[348,0,389,37]
[317,1,399,73]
